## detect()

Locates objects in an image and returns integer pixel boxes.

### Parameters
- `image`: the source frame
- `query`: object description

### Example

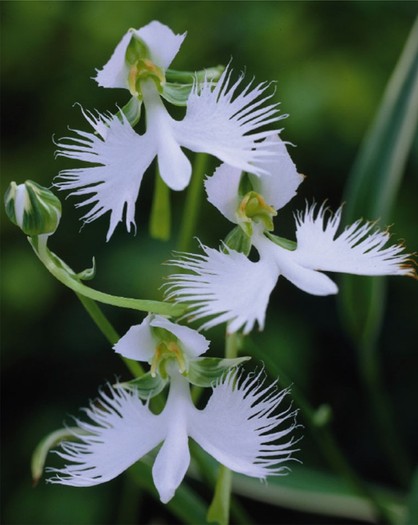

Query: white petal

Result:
[166,244,277,334]
[176,67,285,175]
[204,163,242,223]
[47,386,164,486]
[250,135,304,212]
[152,374,193,503]
[94,22,186,89]
[189,369,298,478]
[150,316,210,359]
[142,80,192,191]
[95,30,133,89]
[253,231,338,296]
[293,203,416,277]
[136,21,186,70]
[113,315,156,363]
[55,109,155,240]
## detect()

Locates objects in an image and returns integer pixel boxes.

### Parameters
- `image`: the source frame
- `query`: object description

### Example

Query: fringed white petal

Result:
[47,386,164,487]
[95,22,186,88]
[150,316,210,359]
[250,135,304,212]
[165,244,277,334]
[190,368,298,478]
[55,109,155,241]
[293,204,416,277]
[176,67,285,175]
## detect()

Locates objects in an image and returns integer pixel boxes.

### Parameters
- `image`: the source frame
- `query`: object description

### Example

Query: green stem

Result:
[29,235,185,317]
[177,153,209,252]
[150,170,171,241]
[76,293,143,377]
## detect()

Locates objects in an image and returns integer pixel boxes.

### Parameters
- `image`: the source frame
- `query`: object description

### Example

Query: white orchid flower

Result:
[166,136,416,334]
[47,314,297,503]
[55,21,284,240]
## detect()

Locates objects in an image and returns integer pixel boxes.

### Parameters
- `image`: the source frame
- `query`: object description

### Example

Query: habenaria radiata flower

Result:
[55,21,284,240]
[166,136,416,334]
[47,315,297,503]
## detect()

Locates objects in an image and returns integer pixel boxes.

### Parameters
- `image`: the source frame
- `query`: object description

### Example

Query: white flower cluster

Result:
[48,20,415,505]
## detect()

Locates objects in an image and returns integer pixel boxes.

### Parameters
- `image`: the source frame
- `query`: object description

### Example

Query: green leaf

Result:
[31,427,81,485]
[119,372,168,399]
[339,17,418,347]
[187,356,250,387]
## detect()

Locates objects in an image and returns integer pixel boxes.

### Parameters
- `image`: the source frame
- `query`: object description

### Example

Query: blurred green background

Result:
[1,1,417,524]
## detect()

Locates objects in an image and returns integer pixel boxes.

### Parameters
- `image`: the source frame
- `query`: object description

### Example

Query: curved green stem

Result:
[29,235,185,317]
[177,153,209,252]
[76,293,143,377]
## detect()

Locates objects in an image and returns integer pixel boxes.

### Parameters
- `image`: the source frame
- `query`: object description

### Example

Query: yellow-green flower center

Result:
[150,339,187,379]
[128,59,165,98]
[236,191,277,236]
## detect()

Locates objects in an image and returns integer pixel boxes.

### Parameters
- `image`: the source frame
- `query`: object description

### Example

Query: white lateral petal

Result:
[190,369,298,478]
[253,231,338,296]
[47,386,165,486]
[136,21,186,70]
[166,244,278,334]
[250,135,304,212]
[150,316,210,359]
[293,203,416,277]
[95,30,133,89]
[113,315,156,363]
[204,163,242,223]
[55,110,155,240]
[152,375,193,503]
[176,67,285,175]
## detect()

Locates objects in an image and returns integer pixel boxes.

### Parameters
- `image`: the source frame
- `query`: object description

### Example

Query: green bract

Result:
[265,232,297,251]
[5,180,61,237]
[119,372,168,399]
[224,226,252,256]
[187,356,250,387]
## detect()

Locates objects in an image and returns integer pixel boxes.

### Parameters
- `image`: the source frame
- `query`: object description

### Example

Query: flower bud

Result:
[4,180,61,236]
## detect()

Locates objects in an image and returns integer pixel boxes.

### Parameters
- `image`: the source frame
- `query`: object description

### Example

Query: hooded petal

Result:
[95,22,186,88]
[113,315,156,363]
[204,163,242,224]
[55,108,155,240]
[136,21,186,70]
[150,316,210,359]
[175,67,285,175]
[293,203,416,277]
[189,369,298,478]
[166,244,277,334]
[47,386,165,486]
[250,135,304,212]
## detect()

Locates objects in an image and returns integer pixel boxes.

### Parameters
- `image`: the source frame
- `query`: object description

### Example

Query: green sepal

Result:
[119,372,168,399]
[265,232,297,251]
[223,226,252,256]
[75,258,96,281]
[31,427,82,485]
[161,82,195,106]
[166,65,224,84]
[187,356,250,387]
[5,180,61,236]
[116,97,142,127]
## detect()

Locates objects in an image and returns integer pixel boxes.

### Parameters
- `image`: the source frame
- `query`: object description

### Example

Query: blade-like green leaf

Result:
[339,17,418,346]
[405,469,418,525]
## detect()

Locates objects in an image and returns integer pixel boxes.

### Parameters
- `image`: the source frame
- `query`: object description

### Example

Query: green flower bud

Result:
[4,180,61,236]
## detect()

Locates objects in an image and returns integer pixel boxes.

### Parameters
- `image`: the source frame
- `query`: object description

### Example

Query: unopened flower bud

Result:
[4,180,61,236]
